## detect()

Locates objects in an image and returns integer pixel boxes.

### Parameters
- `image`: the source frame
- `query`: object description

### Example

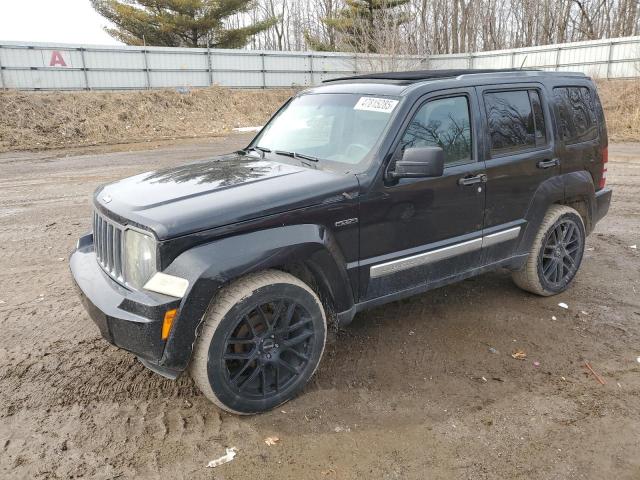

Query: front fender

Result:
[159,224,354,371]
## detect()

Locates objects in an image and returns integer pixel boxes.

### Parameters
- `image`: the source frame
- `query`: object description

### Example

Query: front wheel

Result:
[512,205,586,296]
[190,270,327,414]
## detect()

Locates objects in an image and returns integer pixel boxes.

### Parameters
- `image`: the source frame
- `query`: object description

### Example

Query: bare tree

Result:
[226,0,640,55]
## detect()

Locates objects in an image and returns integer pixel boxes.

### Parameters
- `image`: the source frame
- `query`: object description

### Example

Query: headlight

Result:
[124,229,157,289]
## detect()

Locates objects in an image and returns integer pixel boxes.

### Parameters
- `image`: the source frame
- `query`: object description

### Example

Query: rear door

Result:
[477,84,558,264]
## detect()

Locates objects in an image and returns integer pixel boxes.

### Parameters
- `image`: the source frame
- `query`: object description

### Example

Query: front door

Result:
[358,88,487,301]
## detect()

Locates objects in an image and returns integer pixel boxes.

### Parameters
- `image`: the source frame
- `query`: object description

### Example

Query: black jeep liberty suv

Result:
[71,69,612,414]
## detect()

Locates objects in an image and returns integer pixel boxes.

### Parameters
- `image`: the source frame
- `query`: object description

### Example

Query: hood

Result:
[94,152,359,240]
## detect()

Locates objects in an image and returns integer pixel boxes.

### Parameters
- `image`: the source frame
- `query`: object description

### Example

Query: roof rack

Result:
[323,68,542,84]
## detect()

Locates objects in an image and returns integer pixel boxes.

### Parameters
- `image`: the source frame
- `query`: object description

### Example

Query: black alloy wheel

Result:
[538,217,584,290]
[190,270,326,414]
[222,300,316,399]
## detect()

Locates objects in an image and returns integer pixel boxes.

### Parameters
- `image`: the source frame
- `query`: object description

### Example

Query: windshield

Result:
[254,93,399,166]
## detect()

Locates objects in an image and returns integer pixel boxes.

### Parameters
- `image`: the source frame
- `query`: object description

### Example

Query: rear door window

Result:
[553,87,598,144]
[484,90,548,156]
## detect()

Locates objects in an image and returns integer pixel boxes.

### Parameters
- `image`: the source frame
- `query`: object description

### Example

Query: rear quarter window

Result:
[553,87,598,144]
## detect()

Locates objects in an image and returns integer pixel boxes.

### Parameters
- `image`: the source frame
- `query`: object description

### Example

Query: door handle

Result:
[458,173,487,186]
[537,158,560,169]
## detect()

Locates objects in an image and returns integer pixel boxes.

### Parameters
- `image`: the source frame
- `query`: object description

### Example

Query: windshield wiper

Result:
[274,150,320,162]
[242,145,271,158]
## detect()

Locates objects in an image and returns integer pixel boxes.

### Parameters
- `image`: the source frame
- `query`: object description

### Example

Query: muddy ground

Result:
[0,134,638,480]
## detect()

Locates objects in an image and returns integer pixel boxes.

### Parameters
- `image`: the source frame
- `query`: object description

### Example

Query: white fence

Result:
[0,36,639,91]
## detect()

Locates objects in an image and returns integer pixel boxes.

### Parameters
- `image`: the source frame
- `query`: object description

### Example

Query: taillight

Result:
[599,147,608,189]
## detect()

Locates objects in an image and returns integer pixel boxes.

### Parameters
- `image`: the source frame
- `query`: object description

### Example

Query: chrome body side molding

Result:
[369,226,521,279]
[482,226,521,248]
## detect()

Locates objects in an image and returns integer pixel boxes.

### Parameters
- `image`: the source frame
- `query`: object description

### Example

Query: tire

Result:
[190,270,327,414]
[512,205,586,296]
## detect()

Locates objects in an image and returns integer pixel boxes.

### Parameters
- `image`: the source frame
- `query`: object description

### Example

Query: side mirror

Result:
[390,147,445,179]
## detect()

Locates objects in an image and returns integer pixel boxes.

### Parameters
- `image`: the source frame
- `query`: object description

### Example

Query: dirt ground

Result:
[0,133,639,480]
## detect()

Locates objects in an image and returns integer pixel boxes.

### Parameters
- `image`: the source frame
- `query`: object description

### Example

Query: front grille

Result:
[93,210,124,283]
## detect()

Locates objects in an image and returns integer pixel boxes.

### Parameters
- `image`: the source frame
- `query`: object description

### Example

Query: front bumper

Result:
[70,233,182,375]
[594,187,612,225]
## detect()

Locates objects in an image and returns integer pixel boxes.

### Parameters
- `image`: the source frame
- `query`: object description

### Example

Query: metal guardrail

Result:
[0,36,638,91]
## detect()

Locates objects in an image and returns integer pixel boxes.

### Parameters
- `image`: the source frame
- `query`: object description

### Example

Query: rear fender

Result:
[159,224,354,371]
[514,171,596,268]
[515,175,563,263]
[564,170,597,233]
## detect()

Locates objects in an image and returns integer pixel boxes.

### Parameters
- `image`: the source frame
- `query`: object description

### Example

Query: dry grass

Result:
[1,80,639,152]
[0,87,294,152]
[596,79,640,142]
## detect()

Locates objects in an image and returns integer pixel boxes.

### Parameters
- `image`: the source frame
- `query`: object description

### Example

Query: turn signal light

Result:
[162,309,178,340]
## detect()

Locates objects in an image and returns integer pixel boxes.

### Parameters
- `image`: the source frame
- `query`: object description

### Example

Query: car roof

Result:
[323,68,524,83]
[303,69,588,97]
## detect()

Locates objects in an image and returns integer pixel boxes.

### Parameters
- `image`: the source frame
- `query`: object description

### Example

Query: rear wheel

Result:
[190,270,327,414]
[512,205,586,296]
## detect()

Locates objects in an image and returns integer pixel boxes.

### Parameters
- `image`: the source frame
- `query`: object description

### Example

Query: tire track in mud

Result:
[0,278,200,411]
[0,334,201,411]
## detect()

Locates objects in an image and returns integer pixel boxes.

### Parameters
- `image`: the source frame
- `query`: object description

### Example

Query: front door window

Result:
[399,96,473,166]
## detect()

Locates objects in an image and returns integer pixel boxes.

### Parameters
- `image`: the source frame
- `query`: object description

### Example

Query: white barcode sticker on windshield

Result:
[354,97,399,113]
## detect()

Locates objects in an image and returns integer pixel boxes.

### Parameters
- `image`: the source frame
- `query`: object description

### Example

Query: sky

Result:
[0,0,121,45]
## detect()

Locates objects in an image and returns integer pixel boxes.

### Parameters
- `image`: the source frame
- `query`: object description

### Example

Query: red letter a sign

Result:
[49,51,67,67]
